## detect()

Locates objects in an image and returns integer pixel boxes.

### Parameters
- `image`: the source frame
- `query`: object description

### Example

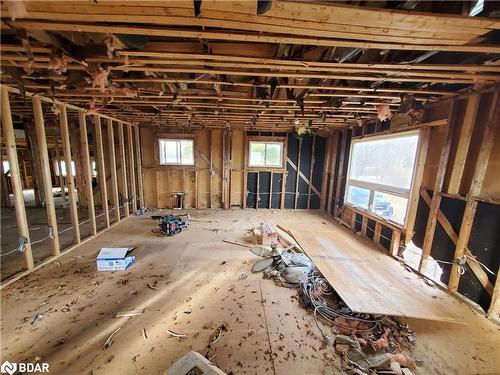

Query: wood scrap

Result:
[223,239,254,248]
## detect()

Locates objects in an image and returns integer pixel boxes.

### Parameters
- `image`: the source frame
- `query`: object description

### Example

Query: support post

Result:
[94,115,109,228]
[449,91,500,292]
[79,111,96,235]
[134,126,144,209]
[59,104,80,243]
[294,138,302,209]
[54,138,67,208]
[1,86,34,269]
[419,101,456,272]
[32,96,60,256]
[127,123,137,213]
[107,119,120,222]
[118,121,129,217]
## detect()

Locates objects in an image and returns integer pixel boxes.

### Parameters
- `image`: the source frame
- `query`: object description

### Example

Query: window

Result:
[54,160,76,177]
[159,139,194,165]
[249,141,283,168]
[345,131,420,225]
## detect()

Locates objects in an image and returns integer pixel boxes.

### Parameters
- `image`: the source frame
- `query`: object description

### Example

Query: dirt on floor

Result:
[1,210,499,375]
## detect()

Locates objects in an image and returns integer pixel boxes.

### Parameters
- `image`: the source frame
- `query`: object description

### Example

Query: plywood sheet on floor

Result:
[291,226,465,322]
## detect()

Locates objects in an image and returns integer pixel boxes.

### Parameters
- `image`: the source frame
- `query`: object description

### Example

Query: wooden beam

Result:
[374,222,382,244]
[326,132,339,215]
[127,123,137,213]
[419,101,456,273]
[320,135,331,212]
[53,138,66,208]
[1,86,34,269]
[8,21,500,53]
[78,111,96,235]
[334,129,348,217]
[94,115,110,228]
[307,134,316,210]
[488,274,500,318]
[448,94,480,194]
[420,188,494,295]
[449,91,500,292]
[117,121,129,217]
[107,119,120,223]
[134,126,144,209]
[405,127,430,243]
[32,96,60,256]
[390,229,402,257]
[294,139,302,210]
[59,104,80,244]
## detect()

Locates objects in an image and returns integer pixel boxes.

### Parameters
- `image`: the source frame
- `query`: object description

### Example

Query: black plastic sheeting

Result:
[459,201,500,311]
[412,189,499,311]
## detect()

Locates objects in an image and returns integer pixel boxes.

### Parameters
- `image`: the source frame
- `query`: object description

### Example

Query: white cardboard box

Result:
[96,247,136,271]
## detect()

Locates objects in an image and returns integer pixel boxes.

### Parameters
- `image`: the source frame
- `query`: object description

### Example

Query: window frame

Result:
[247,138,285,169]
[158,137,195,166]
[344,130,421,226]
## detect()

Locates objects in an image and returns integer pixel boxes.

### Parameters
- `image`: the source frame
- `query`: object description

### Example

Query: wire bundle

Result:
[300,271,387,338]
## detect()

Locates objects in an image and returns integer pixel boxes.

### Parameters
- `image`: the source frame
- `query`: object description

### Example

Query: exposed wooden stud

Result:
[361,215,368,236]
[333,130,348,217]
[327,132,339,215]
[294,138,302,210]
[269,171,273,209]
[127,123,137,213]
[320,135,331,212]
[419,101,456,273]
[94,115,110,228]
[32,96,60,256]
[374,222,382,244]
[488,275,500,318]
[209,130,214,209]
[390,229,402,257]
[78,111,96,235]
[405,127,430,243]
[117,121,129,217]
[307,134,316,210]
[59,104,80,243]
[134,126,145,209]
[1,85,34,269]
[107,119,120,223]
[419,188,493,295]
[448,94,480,194]
[449,91,500,292]
[54,138,66,208]
[243,132,248,209]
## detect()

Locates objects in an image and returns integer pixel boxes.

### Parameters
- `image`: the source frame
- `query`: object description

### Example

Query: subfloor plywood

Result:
[291,226,466,322]
[1,210,499,375]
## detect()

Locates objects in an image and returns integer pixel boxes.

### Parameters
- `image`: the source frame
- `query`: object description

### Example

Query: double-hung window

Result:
[345,131,420,225]
[159,139,194,166]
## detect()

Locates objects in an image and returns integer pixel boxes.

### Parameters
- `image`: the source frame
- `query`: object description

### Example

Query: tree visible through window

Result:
[345,131,420,225]
[249,141,283,167]
[159,139,194,165]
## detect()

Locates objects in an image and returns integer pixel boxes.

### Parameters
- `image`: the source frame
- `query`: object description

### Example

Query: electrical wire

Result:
[300,271,386,338]
[0,203,130,257]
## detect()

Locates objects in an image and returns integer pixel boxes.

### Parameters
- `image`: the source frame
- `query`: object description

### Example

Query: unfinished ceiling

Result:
[1,0,499,130]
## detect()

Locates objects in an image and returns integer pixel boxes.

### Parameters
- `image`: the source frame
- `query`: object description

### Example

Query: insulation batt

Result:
[5,0,27,21]
[376,103,392,122]
[91,67,110,92]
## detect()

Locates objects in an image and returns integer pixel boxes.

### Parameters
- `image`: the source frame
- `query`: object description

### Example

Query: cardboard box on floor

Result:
[96,247,136,271]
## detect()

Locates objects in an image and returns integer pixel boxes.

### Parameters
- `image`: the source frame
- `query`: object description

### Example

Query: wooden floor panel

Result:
[292,225,466,322]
